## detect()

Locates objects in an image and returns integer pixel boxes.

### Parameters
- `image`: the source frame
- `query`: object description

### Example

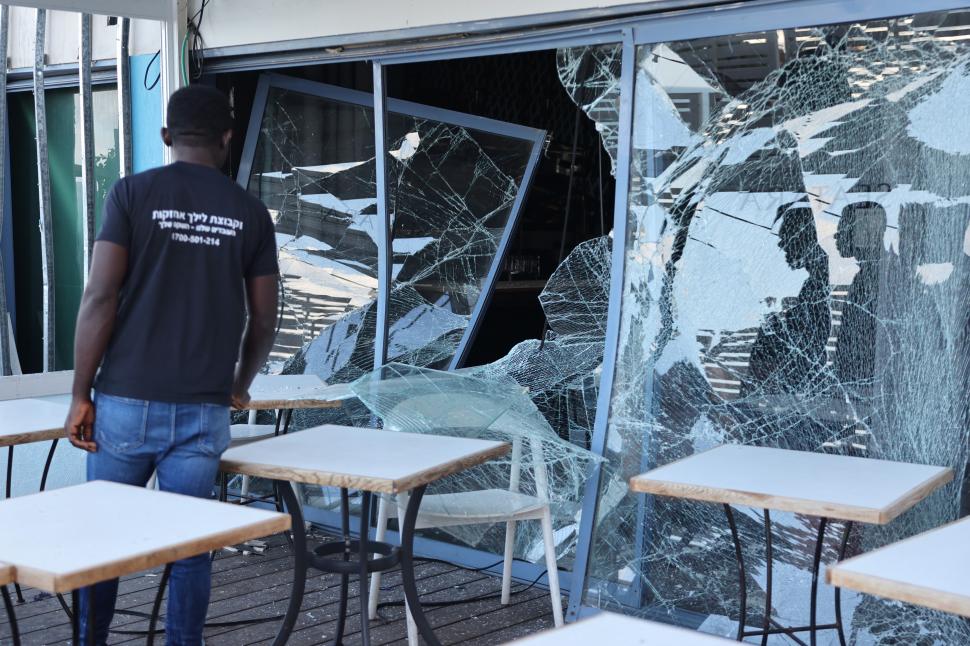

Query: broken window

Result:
[575,10,970,644]
[240,74,544,384]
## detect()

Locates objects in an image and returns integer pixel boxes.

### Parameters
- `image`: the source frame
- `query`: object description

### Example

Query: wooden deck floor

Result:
[0,530,558,645]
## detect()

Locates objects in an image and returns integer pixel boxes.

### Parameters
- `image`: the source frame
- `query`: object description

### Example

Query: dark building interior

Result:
[214,49,614,367]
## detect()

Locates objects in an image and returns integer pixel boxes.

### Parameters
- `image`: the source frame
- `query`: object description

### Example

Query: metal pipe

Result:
[0,4,10,377]
[371,62,391,369]
[117,17,133,177]
[78,13,95,278]
[33,8,55,372]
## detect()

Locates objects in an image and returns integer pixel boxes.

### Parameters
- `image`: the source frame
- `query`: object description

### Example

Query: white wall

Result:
[6,0,661,69]
[190,0,657,50]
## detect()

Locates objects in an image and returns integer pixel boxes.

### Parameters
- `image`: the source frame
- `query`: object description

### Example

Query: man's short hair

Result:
[166,85,233,145]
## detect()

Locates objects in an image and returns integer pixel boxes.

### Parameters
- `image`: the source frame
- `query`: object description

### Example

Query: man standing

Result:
[65,85,279,645]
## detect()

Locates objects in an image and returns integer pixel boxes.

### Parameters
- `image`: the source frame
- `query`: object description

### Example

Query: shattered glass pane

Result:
[574,11,970,644]
[385,117,536,370]
[243,79,543,387]
[351,363,602,558]
[246,87,379,377]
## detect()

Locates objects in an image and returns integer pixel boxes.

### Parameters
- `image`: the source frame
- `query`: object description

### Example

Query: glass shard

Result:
[571,11,970,645]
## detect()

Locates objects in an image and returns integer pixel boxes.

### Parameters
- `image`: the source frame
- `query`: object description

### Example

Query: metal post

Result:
[159,0,187,165]
[33,8,55,372]
[78,13,95,278]
[117,17,133,177]
[372,62,391,369]
[0,3,10,377]
[566,29,636,620]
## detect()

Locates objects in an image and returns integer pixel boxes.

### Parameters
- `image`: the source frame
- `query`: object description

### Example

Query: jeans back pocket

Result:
[197,403,231,457]
[94,392,149,454]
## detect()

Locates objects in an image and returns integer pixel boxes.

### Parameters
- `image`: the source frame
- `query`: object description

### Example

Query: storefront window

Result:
[581,9,970,643]
[242,76,543,382]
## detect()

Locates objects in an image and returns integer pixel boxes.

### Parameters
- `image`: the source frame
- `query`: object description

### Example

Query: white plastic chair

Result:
[367,432,564,643]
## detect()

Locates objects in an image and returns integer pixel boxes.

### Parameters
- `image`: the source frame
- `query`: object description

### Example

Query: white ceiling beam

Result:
[8,1,169,21]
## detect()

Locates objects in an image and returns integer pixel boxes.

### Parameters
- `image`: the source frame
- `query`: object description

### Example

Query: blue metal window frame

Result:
[236,71,547,374]
[565,0,970,624]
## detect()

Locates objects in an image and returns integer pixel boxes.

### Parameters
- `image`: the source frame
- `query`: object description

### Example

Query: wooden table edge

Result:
[0,563,14,586]
[12,513,291,594]
[0,427,63,447]
[628,478,885,524]
[388,441,511,494]
[221,440,511,495]
[827,566,970,618]
[877,466,954,524]
[242,398,344,411]
[631,461,954,525]
[219,458,398,493]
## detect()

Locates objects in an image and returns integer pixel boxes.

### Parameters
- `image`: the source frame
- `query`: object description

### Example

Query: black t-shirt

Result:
[94,161,278,405]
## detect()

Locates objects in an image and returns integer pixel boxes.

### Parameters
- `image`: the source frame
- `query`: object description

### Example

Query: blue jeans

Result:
[80,391,231,646]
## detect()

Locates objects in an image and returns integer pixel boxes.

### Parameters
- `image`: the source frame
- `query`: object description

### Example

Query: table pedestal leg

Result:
[333,487,351,645]
[39,438,58,492]
[1,585,20,646]
[725,508,852,646]
[146,563,172,646]
[6,446,23,604]
[809,517,828,646]
[358,492,373,646]
[400,485,442,646]
[273,481,308,646]
[723,504,747,641]
[833,522,853,646]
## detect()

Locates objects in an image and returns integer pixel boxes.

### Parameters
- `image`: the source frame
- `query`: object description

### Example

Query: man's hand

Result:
[65,397,97,452]
[231,383,251,410]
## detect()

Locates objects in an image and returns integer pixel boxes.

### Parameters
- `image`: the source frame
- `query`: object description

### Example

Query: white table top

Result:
[244,374,350,410]
[0,397,69,447]
[0,480,290,593]
[0,563,12,586]
[828,516,970,617]
[508,612,733,644]
[220,424,509,494]
[630,444,952,524]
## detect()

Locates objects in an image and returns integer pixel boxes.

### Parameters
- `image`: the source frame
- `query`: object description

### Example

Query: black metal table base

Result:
[723,504,853,646]
[2,584,20,646]
[272,480,440,646]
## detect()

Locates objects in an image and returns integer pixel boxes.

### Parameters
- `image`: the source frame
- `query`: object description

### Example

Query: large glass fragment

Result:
[351,362,601,559]
[573,10,970,645]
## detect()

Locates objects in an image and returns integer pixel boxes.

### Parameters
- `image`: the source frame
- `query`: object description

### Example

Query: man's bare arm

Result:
[66,241,129,452]
[231,274,279,408]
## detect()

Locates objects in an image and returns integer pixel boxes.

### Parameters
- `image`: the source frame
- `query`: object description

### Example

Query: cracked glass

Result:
[574,10,970,644]
[243,79,543,384]
[384,114,537,370]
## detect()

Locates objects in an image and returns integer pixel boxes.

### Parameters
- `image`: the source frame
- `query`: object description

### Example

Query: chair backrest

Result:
[0,370,74,401]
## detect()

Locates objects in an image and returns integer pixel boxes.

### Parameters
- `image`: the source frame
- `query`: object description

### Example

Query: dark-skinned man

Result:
[64,85,279,646]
